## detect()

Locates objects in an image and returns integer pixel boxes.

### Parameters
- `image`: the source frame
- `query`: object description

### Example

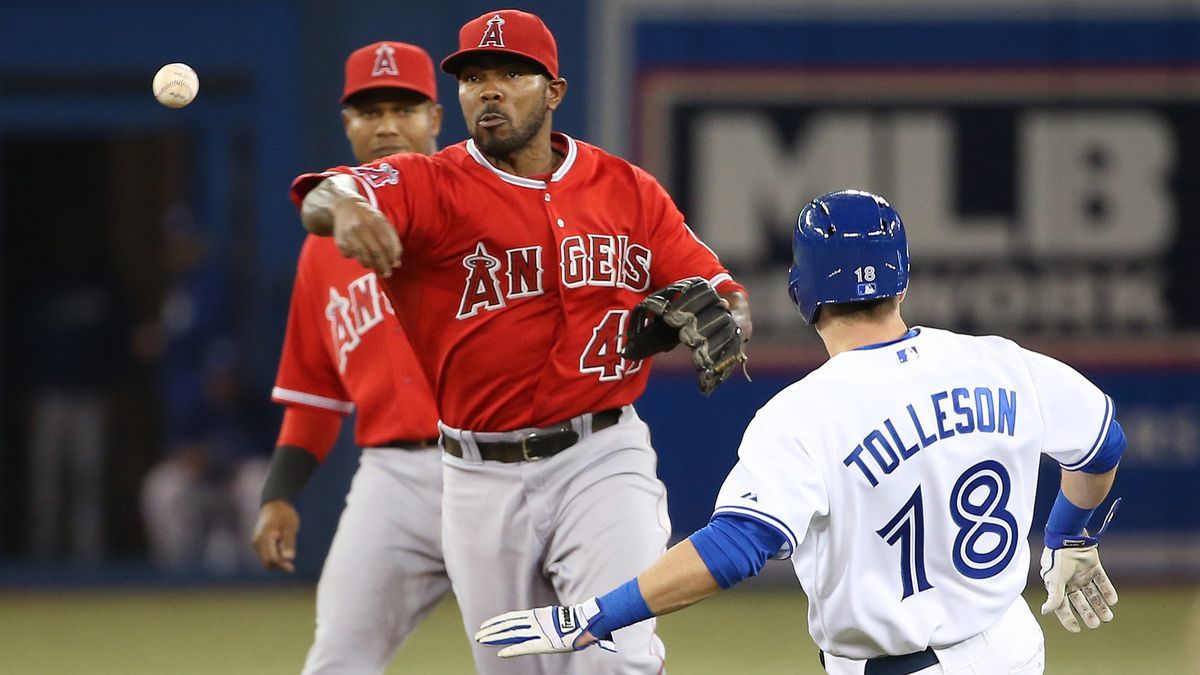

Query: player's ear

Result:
[341,107,353,135]
[429,103,444,136]
[546,77,567,111]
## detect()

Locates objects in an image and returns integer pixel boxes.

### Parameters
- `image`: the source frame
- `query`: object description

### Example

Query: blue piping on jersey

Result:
[1062,395,1114,471]
[853,327,921,351]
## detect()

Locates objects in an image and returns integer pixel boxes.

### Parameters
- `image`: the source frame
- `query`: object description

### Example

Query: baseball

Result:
[153,63,199,108]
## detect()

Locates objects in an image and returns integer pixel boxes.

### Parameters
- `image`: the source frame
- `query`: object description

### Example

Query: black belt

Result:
[819,647,939,675]
[441,408,622,462]
[377,437,441,450]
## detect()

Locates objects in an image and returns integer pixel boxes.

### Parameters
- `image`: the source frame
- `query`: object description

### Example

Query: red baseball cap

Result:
[342,41,437,103]
[440,9,559,79]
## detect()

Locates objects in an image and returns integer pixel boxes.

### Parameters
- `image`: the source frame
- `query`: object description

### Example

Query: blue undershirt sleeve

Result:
[688,513,789,589]
[1081,418,1125,474]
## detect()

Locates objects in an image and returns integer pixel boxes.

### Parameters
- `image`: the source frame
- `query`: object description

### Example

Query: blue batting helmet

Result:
[787,189,909,325]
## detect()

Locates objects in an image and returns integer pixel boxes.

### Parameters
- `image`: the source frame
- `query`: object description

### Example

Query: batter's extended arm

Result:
[476,514,781,657]
[474,540,721,657]
[631,540,722,615]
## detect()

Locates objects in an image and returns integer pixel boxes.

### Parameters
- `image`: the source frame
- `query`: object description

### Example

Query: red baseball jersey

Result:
[291,133,744,432]
[272,234,439,451]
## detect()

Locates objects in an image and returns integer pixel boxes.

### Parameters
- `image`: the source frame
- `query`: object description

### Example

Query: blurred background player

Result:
[291,10,751,673]
[25,211,132,562]
[251,41,448,674]
[477,190,1126,675]
[141,207,271,571]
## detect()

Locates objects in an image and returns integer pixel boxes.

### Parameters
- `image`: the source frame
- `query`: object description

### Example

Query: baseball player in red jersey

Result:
[290,10,752,674]
[251,42,449,674]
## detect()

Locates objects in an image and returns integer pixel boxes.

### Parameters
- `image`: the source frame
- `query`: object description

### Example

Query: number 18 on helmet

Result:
[786,189,910,325]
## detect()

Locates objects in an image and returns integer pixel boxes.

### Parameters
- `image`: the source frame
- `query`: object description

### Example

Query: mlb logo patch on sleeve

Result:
[897,346,919,363]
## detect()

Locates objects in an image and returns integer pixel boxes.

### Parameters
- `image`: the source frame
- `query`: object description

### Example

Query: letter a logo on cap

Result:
[479,14,506,47]
[372,43,399,77]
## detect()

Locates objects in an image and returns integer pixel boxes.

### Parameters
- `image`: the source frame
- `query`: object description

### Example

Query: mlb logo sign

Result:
[857,282,877,296]
[897,346,919,364]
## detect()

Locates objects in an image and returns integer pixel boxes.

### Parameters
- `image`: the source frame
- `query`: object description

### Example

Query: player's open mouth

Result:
[478,113,507,129]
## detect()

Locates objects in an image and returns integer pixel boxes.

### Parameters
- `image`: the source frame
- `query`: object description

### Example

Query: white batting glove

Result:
[1040,499,1121,633]
[475,598,616,658]
[1039,544,1117,632]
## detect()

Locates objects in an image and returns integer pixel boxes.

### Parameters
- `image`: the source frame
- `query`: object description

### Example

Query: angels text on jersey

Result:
[456,237,652,383]
[326,270,395,373]
[456,236,652,319]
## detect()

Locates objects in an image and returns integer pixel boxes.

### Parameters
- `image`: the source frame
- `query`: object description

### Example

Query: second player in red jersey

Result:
[271,233,438,448]
[255,41,451,675]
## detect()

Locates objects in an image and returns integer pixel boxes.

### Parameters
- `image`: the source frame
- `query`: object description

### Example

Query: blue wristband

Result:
[587,578,654,640]
[1044,489,1095,547]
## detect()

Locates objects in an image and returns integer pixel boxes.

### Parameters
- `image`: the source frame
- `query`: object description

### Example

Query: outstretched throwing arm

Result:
[300,175,403,277]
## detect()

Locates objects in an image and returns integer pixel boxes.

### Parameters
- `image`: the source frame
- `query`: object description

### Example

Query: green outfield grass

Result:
[2,584,1195,674]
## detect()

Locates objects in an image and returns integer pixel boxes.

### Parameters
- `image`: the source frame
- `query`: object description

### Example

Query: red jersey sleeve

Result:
[635,167,746,296]
[276,405,343,462]
[288,154,447,257]
[272,238,354,417]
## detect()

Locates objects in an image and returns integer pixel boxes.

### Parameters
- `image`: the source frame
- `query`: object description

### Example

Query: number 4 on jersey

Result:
[580,310,644,381]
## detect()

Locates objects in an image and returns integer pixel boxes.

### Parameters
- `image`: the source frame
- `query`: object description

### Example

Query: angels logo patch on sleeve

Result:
[351,163,400,188]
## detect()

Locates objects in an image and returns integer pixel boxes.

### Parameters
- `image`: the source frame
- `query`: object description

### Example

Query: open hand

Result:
[475,599,614,658]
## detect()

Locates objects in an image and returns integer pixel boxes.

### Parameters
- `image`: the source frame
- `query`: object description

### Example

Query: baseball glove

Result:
[622,277,747,395]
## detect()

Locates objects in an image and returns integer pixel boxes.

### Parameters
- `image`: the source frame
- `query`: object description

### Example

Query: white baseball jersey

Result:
[714,326,1114,659]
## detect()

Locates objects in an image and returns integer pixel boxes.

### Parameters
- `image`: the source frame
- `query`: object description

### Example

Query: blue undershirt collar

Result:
[853,327,921,351]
